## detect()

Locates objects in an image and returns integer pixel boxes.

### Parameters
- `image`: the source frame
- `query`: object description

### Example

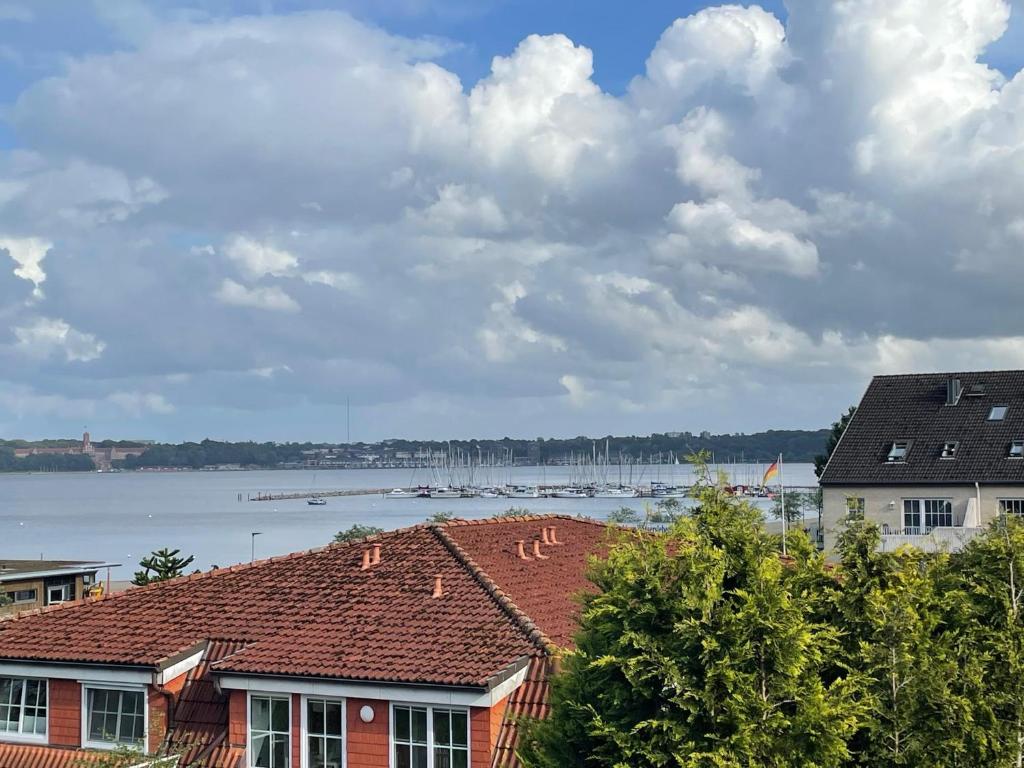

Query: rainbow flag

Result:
[762,459,780,486]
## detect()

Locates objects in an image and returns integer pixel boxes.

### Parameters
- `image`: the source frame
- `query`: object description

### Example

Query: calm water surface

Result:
[0,463,817,577]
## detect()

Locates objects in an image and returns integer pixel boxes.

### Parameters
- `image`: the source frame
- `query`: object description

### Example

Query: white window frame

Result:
[990,405,1009,421]
[300,696,346,768]
[81,683,148,751]
[247,692,291,768]
[0,676,48,744]
[902,498,954,534]
[887,441,910,462]
[1000,499,1024,517]
[845,497,865,519]
[940,441,959,459]
[8,590,37,604]
[389,702,470,768]
[45,583,71,605]
[1010,441,1024,459]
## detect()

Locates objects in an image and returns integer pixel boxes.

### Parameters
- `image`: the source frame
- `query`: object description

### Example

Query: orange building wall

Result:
[470,700,507,768]
[47,680,81,747]
[148,688,169,754]
[291,694,301,768]
[228,690,247,748]
[346,698,390,768]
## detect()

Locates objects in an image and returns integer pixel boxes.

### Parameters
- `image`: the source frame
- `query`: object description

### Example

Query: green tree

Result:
[426,511,454,523]
[333,524,384,543]
[520,469,863,768]
[814,406,856,478]
[132,548,195,586]
[606,506,640,525]
[830,522,994,766]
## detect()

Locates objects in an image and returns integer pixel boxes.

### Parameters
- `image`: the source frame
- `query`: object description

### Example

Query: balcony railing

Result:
[879,526,985,553]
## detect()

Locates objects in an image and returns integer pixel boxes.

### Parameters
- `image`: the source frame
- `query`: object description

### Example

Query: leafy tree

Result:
[771,490,817,525]
[499,506,531,517]
[132,548,195,586]
[426,511,455,523]
[333,524,384,543]
[520,467,863,768]
[814,406,856,478]
[605,506,640,525]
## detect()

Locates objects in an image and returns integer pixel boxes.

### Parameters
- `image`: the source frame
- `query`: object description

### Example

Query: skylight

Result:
[989,405,1009,421]
[887,441,910,462]
[940,441,959,459]
[1010,441,1024,459]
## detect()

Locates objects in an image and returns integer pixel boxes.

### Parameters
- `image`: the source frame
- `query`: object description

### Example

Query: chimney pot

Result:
[532,539,550,560]
[549,526,562,545]
[516,540,531,560]
[432,574,443,599]
[541,527,552,545]
[371,543,381,565]
[360,549,371,571]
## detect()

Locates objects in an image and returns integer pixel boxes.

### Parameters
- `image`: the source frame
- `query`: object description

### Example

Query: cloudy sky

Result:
[1,0,1023,442]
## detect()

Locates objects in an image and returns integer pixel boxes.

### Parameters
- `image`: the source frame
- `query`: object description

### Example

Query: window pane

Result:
[413,744,428,768]
[451,712,467,747]
[307,700,325,735]
[272,733,289,768]
[252,734,271,768]
[325,737,341,768]
[453,750,468,768]
[122,691,143,717]
[0,679,11,706]
[308,736,325,768]
[252,697,271,732]
[434,710,451,746]
[434,749,452,768]
[411,709,427,744]
[271,699,289,732]
[395,744,411,768]
[325,702,342,737]
[394,707,410,742]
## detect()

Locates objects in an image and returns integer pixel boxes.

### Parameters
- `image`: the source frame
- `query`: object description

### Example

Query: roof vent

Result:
[360,549,371,571]
[371,543,381,566]
[967,383,987,397]
[548,526,563,545]
[532,540,550,560]
[432,574,443,599]
[516,540,532,560]
[946,378,963,406]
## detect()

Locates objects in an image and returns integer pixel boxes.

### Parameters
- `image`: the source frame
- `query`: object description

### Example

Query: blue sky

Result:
[2,1,1024,442]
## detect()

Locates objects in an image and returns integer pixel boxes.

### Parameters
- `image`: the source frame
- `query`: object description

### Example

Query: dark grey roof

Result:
[820,370,1024,486]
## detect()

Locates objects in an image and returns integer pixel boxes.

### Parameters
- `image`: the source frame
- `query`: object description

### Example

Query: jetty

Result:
[248,488,388,501]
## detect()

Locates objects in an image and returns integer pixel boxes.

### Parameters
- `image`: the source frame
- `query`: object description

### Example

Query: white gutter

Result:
[0,563,122,582]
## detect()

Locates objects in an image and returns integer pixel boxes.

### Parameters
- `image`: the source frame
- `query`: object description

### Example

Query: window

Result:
[989,405,1009,421]
[45,584,71,605]
[392,705,468,768]
[1010,441,1024,459]
[845,497,865,520]
[249,695,289,768]
[1000,499,1024,517]
[0,677,46,740]
[304,698,343,768]
[903,499,953,533]
[85,687,145,749]
[887,441,911,462]
[940,441,959,459]
[7,589,36,604]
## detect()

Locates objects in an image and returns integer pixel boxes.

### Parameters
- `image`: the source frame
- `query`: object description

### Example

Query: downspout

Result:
[976,482,982,527]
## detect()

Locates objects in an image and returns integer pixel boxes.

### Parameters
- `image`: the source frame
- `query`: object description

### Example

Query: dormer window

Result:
[887,441,911,462]
[1010,441,1024,459]
[940,441,959,459]
[989,405,1009,421]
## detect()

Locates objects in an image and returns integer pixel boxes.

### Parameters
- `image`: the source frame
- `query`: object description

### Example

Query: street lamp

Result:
[251,531,263,563]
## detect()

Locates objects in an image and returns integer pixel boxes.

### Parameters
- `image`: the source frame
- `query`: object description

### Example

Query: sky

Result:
[1,0,1024,443]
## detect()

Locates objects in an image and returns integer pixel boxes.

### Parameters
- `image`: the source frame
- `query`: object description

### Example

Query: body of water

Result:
[0,463,818,578]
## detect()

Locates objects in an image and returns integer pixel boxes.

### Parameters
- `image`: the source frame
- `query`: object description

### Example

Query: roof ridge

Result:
[441,513,610,529]
[873,369,1024,379]
[429,524,554,654]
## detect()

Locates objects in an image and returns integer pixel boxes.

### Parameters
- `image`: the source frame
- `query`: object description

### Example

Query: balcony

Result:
[879,525,985,553]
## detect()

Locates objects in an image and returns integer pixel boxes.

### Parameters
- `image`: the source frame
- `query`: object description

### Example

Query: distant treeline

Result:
[0,448,95,473]
[111,430,829,470]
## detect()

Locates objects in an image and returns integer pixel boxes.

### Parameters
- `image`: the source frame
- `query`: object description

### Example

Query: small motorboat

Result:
[553,487,589,499]
[429,487,461,499]
[385,488,418,499]
[507,486,540,498]
[594,486,637,498]
[307,497,327,506]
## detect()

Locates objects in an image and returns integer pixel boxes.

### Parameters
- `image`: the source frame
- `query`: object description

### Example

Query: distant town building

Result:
[12,432,147,470]
[820,370,1024,553]
[0,559,119,615]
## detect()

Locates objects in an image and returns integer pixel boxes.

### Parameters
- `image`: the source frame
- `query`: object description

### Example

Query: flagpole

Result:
[779,453,787,556]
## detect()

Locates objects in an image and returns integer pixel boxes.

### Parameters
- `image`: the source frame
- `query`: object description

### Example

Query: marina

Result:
[1,463,819,578]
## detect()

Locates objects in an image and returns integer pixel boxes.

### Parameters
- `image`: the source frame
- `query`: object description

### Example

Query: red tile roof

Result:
[0,745,106,768]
